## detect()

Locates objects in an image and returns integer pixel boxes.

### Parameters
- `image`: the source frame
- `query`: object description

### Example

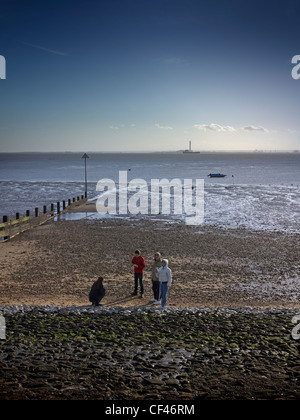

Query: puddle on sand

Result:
[54,212,105,221]
[54,212,131,221]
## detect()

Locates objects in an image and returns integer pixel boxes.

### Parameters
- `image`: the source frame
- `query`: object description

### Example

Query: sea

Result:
[0,152,299,233]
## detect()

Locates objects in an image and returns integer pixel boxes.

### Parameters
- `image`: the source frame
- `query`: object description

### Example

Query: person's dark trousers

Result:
[152,280,160,301]
[134,272,144,295]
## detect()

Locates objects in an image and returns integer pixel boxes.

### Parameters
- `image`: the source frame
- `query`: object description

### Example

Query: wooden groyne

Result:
[0,195,87,242]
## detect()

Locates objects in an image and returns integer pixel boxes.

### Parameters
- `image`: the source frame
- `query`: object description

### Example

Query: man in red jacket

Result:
[131,249,146,298]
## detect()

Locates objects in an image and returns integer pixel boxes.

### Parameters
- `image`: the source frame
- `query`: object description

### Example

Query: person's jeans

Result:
[152,280,160,301]
[134,273,144,294]
[160,282,168,307]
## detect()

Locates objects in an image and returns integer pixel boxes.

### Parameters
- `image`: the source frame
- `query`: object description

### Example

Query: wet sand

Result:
[0,216,299,309]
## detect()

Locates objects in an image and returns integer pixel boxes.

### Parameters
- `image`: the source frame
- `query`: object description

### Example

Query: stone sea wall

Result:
[1,306,300,400]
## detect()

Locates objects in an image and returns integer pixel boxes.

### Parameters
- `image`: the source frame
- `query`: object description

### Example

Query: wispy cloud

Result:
[242,125,268,133]
[21,41,68,56]
[286,128,297,134]
[109,124,136,130]
[193,123,236,132]
[155,123,173,130]
[193,123,270,134]
[162,56,190,67]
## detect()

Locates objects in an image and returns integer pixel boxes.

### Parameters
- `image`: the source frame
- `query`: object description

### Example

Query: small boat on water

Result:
[208,173,227,178]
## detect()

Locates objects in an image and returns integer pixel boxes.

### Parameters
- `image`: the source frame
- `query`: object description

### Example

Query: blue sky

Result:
[0,0,300,152]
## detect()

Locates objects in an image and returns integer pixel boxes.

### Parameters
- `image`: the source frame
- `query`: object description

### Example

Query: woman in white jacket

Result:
[157,259,172,308]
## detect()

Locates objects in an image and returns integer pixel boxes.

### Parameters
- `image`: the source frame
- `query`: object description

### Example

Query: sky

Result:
[0,0,300,152]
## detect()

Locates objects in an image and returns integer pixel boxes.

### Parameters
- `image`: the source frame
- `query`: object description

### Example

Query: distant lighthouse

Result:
[183,141,200,154]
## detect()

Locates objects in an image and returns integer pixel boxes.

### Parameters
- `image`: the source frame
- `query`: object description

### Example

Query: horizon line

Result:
[0,149,298,154]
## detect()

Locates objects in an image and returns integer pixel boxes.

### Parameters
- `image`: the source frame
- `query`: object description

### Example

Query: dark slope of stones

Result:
[1,308,300,400]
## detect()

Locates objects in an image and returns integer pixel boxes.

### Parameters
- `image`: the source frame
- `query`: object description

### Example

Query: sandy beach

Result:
[0,207,299,309]
[1,211,300,400]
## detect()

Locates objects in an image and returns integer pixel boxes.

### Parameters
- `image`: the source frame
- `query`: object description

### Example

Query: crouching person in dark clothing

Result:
[89,277,106,306]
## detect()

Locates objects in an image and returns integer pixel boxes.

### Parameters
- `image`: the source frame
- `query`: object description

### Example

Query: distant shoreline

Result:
[0,150,299,155]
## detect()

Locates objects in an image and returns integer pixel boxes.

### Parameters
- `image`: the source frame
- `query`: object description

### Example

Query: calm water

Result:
[0,152,299,233]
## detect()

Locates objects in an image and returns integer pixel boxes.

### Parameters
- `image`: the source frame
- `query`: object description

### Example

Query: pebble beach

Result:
[1,216,300,400]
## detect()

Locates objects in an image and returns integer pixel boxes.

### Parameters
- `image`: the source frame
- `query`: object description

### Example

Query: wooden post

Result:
[63,200,66,210]
[68,199,71,206]
[35,207,39,217]
[16,212,20,220]
[26,210,30,217]
[3,216,9,240]
[57,202,60,214]
[43,205,47,214]
[82,153,89,198]
[73,197,76,203]
[51,203,54,216]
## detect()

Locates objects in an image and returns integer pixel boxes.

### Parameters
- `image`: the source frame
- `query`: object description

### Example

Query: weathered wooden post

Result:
[63,200,66,210]
[43,205,47,214]
[3,215,9,240]
[51,203,54,216]
[68,199,71,206]
[35,207,39,217]
[26,210,30,217]
[57,202,60,214]
[16,212,20,220]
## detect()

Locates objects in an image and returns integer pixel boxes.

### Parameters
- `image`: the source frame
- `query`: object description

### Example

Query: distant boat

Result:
[208,173,227,178]
[183,141,200,154]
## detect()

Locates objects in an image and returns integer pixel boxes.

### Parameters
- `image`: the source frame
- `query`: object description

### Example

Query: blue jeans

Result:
[134,273,144,294]
[160,282,168,307]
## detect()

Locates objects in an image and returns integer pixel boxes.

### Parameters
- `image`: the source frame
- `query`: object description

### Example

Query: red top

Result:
[131,255,146,273]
